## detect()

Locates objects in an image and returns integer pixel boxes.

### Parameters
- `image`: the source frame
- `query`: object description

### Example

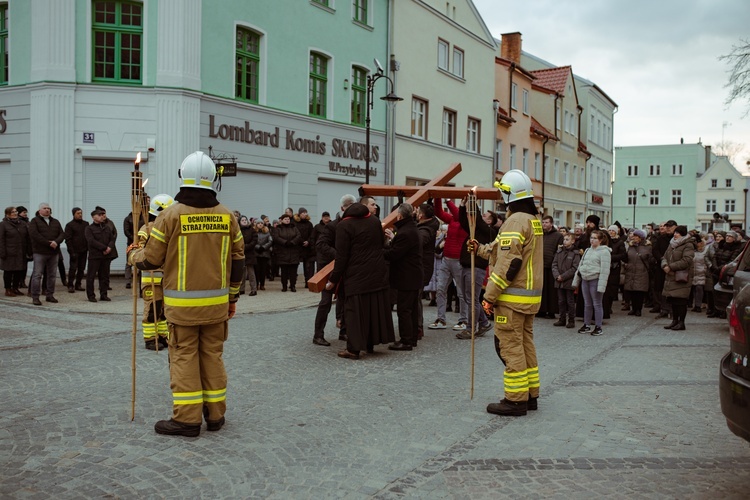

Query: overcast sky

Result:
[472,0,750,170]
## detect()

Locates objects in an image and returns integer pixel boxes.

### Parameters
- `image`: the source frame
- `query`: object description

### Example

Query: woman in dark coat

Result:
[273,214,302,292]
[0,206,30,295]
[254,219,272,291]
[661,225,695,330]
[623,229,653,316]
[239,216,258,295]
[603,225,627,319]
[329,202,395,359]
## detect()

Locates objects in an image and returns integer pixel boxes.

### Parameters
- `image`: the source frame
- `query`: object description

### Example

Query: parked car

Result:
[719,241,750,442]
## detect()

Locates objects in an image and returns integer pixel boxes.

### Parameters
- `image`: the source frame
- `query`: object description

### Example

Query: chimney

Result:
[705,145,712,170]
[501,32,522,64]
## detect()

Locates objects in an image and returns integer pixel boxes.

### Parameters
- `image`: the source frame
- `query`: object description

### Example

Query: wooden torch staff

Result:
[130,152,142,421]
[137,188,161,355]
[467,189,478,400]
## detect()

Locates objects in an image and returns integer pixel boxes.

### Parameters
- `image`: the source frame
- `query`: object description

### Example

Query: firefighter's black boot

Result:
[487,398,527,416]
[154,419,200,437]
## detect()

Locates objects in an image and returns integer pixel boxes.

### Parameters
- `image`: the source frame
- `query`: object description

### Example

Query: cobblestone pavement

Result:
[1,282,750,498]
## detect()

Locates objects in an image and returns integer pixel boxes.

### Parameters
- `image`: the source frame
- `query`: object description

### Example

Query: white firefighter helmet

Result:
[179,151,217,190]
[149,193,174,217]
[494,169,534,204]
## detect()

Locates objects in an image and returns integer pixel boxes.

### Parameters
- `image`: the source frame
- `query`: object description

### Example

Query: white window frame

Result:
[671,163,683,176]
[452,46,464,78]
[627,164,639,177]
[511,83,518,110]
[509,144,516,170]
[649,189,659,206]
[522,89,529,114]
[522,148,529,174]
[411,97,427,139]
[726,178,733,188]
[672,189,682,206]
[437,39,449,71]
[442,108,456,147]
[707,199,716,212]
[466,117,479,153]
[726,199,736,212]
[496,139,503,171]
[534,153,540,179]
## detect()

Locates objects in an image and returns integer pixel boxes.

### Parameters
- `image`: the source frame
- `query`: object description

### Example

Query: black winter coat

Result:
[417,216,439,286]
[0,217,30,271]
[103,218,119,260]
[714,240,743,272]
[273,223,302,265]
[64,218,90,255]
[543,229,564,267]
[28,214,64,255]
[241,225,258,265]
[123,213,135,245]
[606,237,627,287]
[85,222,115,260]
[316,216,339,268]
[330,203,389,295]
[384,217,423,290]
[295,215,315,259]
[458,205,491,269]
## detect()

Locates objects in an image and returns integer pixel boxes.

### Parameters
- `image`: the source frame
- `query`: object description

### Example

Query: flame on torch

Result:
[134,152,141,170]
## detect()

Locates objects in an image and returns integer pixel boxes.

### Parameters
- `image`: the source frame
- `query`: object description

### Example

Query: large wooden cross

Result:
[306,162,500,292]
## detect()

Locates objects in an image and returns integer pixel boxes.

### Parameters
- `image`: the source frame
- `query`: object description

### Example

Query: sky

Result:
[472,0,750,171]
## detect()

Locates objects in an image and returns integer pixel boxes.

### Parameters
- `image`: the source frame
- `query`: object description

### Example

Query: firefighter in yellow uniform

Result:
[137,194,174,350]
[470,169,543,416]
[128,151,244,437]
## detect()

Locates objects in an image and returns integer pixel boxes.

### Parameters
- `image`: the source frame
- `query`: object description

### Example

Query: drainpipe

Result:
[492,99,499,184]
[508,63,515,119]
[554,95,560,140]
[386,0,395,210]
[541,136,549,211]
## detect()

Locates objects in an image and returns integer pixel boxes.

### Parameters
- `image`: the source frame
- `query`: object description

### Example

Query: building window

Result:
[0,4,7,85]
[726,178,733,188]
[511,83,517,110]
[726,199,736,212]
[350,66,367,126]
[672,189,682,206]
[563,162,569,186]
[563,110,569,133]
[309,52,328,117]
[649,164,660,176]
[534,153,540,179]
[496,140,503,171]
[556,103,561,131]
[312,0,329,5]
[437,39,449,71]
[649,189,659,205]
[411,97,427,139]
[627,164,638,177]
[92,1,143,83]
[509,145,516,170]
[671,163,683,175]
[544,155,550,180]
[711,179,717,188]
[235,27,261,103]
[628,190,636,206]
[706,199,716,212]
[553,158,559,184]
[466,117,479,153]
[442,108,456,147]
[452,47,464,78]
[353,0,368,24]
[522,89,529,114]
[573,165,578,187]
[522,148,529,173]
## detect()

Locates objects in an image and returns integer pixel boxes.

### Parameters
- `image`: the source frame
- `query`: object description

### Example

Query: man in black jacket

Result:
[64,207,89,292]
[539,215,563,319]
[456,197,493,339]
[313,198,353,346]
[85,208,115,302]
[384,203,423,351]
[28,202,65,305]
[416,203,440,339]
[295,207,316,288]
[651,220,677,317]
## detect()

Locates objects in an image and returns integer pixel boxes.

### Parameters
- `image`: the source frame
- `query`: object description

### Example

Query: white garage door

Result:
[0,163,11,209]
[216,170,284,221]
[83,159,151,275]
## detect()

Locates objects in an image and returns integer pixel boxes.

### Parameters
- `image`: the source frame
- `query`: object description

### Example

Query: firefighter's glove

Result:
[467,238,480,254]
[482,299,494,317]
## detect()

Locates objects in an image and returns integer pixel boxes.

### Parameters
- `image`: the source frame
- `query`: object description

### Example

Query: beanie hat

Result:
[321,211,330,217]
[586,215,601,227]
[16,206,27,214]
[633,229,647,239]
[608,225,619,232]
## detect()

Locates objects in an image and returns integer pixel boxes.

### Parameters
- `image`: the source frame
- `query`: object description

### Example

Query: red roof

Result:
[496,105,515,125]
[530,66,571,96]
[530,117,556,141]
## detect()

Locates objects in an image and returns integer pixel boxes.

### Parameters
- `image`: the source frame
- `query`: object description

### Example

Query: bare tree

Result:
[713,140,744,165]
[720,38,750,116]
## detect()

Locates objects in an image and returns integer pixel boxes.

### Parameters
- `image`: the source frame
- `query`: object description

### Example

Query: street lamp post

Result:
[632,187,646,229]
[365,67,402,185]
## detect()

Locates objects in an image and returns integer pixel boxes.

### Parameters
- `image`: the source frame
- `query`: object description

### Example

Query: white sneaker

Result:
[453,321,467,331]
[428,319,447,329]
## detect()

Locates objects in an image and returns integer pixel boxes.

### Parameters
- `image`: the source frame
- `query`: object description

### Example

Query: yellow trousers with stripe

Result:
[493,304,540,402]
[168,322,228,425]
